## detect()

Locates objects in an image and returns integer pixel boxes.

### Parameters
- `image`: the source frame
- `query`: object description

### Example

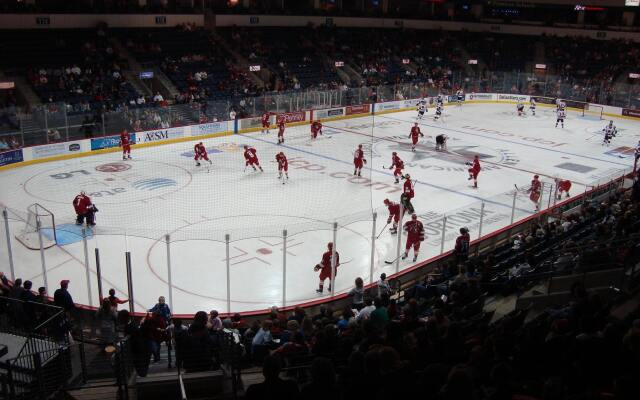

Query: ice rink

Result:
[1,102,637,314]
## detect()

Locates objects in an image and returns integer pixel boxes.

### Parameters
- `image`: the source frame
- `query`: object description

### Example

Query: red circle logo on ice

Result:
[95,163,131,173]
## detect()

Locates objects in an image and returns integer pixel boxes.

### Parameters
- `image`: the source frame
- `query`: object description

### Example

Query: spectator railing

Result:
[1,71,638,149]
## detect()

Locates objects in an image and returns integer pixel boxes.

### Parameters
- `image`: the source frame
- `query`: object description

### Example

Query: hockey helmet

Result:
[411,214,418,220]
[460,227,469,234]
[392,152,397,156]
[414,122,418,126]
[534,175,539,179]
[327,242,334,249]
[80,191,86,196]
[405,174,411,179]
[243,145,248,149]
[383,199,390,205]
[474,155,479,159]
[358,144,363,148]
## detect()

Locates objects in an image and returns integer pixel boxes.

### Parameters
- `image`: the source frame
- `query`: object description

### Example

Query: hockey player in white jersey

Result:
[436,94,444,107]
[517,101,525,116]
[456,90,464,106]
[602,121,617,146]
[433,104,443,121]
[417,103,427,119]
[555,108,566,128]
[529,98,536,116]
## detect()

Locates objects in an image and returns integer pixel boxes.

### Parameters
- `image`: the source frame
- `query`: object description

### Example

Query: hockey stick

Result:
[376,222,390,239]
[385,256,401,265]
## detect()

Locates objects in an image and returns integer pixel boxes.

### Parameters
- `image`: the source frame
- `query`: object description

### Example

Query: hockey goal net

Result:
[15,203,57,250]
[582,103,604,120]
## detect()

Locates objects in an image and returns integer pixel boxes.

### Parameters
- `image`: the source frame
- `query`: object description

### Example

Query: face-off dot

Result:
[256,248,272,255]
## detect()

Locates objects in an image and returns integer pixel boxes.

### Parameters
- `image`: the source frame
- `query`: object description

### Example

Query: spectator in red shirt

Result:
[105,288,127,310]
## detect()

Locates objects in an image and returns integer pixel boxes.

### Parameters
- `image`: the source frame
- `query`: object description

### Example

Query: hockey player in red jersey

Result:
[528,175,542,210]
[277,116,286,144]
[389,152,404,183]
[555,178,571,200]
[275,152,288,183]
[408,123,424,152]
[243,145,263,172]
[353,144,366,176]
[73,191,97,226]
[401,174,415,214]
[120,130,132,160]
[384,198,401,234]
[401,214,425,262]
[466,155,481,188]
[261,112,270,133]
[310,120,323,140]
[315,242,340,293]
[194,142,212,167]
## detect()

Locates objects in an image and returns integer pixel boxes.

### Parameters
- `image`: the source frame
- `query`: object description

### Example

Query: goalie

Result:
[73,191,98,227]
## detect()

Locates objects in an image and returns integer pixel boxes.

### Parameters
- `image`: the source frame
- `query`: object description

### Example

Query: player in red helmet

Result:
[401,214,425,262]
[353,144,366,176]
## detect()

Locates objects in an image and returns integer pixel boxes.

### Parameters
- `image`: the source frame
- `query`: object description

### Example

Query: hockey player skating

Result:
[383,198,401,234]
[401,214,425,262]
[277,116,286,144]
[353,144,366,176]
[555,108,566,128]
[409,122,424,151]
[417,102,427,119]
[602,121,617,146]
[529,98,536,115]
[555,178,572,199]
[528,175,542,211]
[436,94,444,107]
[243,145,263,172]
[435,134,448,151]
[401,174,416,214]
[433,104,443,121]
[517,101,525,116]
[389,152,404,183]
[456,89,464,106]
[261,112,270,133]
[120,130,132,160]
[310,120,323,140]
[194,142,212,168]
[466,155,481,188]
[275,152,288,183]
[315,242,340,293]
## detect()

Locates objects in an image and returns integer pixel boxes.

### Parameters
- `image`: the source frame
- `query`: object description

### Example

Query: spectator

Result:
[54,280,76,312]
[141,311,167,363]
[9,278,24,299]
[47,129,62,143]
[106,288,127,309]
[168,317,189,369]
[356,298,376,322]
[149,296,171,325]
[245,355,299,399]
[252,319,276,359]
[376,273,391,298]
[153,92,164,102]
[300,357,339,400]
[118,309,151,377]
[347,277,365,310]
[369,297,389,333]
[35,287,48,304]
[208,310,223,331]
[95,298,117,345]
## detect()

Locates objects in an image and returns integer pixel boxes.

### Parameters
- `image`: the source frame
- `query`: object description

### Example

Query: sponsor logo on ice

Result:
[132,178,177,191]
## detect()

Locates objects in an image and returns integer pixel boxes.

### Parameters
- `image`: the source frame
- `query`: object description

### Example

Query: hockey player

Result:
[383,198,401,234]
[315,242,340,293]
[389,152,404,183]
[409,122,424,151]
[556,99,566,112]
[466,155,481,188]
[529,98,536,116]
[277,116,286,144]
[73,191,97,226]
[433,104,443,121]
[555,108,566,128]
[528,175,542,211]
[517,101,525,116]
[401,174,415,214]
[435,134,447,151]
[602,120,617,146]
[243,145,263,172]
[555,178,572,199]
[401,214,425,262]
[276,152,288,183]
[417,102,427,119]
[456,89,464,106]
[353,144,366,176]
[436,94,444,107]
[261,112,270,134]
[120,130,132,160]
[194,142,212,167]
[310,120,323,140]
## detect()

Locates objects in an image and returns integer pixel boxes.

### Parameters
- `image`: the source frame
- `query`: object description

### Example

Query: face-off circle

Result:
[24,160,192,204]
